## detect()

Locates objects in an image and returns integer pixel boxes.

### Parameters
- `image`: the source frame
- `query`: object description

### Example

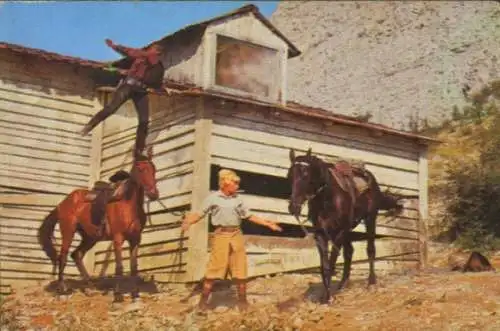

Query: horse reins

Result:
[291,161,341,252]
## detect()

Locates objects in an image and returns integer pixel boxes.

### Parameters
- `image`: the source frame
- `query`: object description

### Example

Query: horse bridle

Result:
[291,161,327,236]
[291,161,342,252]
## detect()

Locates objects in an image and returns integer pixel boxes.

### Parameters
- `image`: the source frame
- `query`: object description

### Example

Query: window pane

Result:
[215,35,279,98]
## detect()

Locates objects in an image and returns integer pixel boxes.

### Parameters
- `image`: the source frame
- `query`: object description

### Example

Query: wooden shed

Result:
[0,5,436,294]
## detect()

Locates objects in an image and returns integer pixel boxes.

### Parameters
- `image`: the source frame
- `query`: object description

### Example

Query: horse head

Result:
[131,146,159,201]
[287,148,326,217]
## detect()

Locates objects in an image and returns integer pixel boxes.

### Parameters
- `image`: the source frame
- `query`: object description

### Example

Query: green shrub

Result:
[427,79,500,251]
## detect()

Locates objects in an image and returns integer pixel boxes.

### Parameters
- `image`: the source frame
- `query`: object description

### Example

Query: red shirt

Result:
[111,44,160,82]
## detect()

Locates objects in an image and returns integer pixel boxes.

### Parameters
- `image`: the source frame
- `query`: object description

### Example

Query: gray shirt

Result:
[197,190,251,227]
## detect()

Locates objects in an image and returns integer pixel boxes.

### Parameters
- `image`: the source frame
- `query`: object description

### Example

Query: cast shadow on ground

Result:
[43,276,160,297]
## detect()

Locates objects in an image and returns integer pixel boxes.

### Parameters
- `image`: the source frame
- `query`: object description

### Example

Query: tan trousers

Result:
[205,229,248,280]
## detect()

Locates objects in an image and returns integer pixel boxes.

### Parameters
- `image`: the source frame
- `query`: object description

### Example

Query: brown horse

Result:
[38,147,159,302]
[287,148,405,304]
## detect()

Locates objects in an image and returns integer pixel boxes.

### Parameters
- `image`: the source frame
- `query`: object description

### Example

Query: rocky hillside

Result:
[271,1,500,130]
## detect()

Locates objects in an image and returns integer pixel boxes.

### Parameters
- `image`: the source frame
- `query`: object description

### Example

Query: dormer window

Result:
[208,34,283,103]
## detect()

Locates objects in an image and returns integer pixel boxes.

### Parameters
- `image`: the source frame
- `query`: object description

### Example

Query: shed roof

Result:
[112,4,301,69]
[1,40,438,146]
[97,80,439,145]
[0,41,107,70]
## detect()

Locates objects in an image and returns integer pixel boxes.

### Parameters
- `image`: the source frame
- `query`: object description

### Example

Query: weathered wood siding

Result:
[0,51,98,194]
[0,51,100,294]
[161,32,205,87]
[92,93,198,281]
[206,13,287,54]
[207,97,422,277]
[0,194,78,295]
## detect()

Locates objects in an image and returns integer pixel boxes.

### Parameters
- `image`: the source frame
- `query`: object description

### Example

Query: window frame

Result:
[203,31,285,104]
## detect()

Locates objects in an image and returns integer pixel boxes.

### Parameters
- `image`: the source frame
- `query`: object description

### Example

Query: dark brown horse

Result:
[38,147,159,302]
[287,148,405,304]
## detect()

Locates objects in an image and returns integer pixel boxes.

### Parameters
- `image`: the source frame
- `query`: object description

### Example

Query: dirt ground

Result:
[2,250,500,331]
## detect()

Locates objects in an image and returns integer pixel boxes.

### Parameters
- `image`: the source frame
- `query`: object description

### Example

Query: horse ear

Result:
[306,148,312,158]
[289,149,296,163]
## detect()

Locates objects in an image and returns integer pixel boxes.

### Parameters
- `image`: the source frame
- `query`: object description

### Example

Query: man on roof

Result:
[80,38,164,157]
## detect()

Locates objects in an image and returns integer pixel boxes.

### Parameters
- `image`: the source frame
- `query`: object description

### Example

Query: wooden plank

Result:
[100,134,195,174]
[93,226,186,255]
[101,129,195,165]
[1,154,89,177]
[0,125,89,149]
[418,147,429,268]
[0,169,85,188]
[184,98,212,282]
[0,224,70,238]
[146,191,192,214]
[0,161,88,183]
[0,109,86,135]
[0,175,79,195]
[353,223,419,240]
[102,113,195,148]
[245,238,419,277]
[102,121,195,157]
[94,234,187,263]
[210,134,419,188]
[212,154,418,191]
[144,208,189,227]
[239,194,418,222]
[0,134,89,159]
[0,193,65,206]
[0,86,95,116]
[0,74,96,107]
[154,172,194,201]
[0,98,90,125]
[212,125,419,172]
[0,240,79,252]
[155,159,194,182]
[0,141,89,165]
[100,145,194,179]
[93,250,186,276]
[212,107,419,159]
[0,119,90,146]
[249,209,419,237]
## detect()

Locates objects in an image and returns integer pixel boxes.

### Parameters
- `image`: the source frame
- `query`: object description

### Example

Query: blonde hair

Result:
[218,169,240,188]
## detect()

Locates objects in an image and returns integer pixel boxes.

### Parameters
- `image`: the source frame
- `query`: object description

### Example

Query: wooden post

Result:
[84,90,105,272]
[280,48,287,105]
[202,31,216,90]
[418,146,429,269]
[183,97,212,282]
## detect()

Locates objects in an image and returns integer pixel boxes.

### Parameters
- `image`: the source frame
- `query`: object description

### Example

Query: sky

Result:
[0,1,279,61]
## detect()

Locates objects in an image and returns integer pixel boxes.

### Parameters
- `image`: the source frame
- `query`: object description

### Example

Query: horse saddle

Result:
[85,170,130,202]
[329,161,369,196]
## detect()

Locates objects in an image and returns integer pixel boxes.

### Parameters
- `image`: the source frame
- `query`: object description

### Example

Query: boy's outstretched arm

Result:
[247,215,283,232]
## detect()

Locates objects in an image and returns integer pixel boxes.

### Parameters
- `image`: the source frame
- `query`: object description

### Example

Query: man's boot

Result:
[198,279,213,311]
[236,280,249,311]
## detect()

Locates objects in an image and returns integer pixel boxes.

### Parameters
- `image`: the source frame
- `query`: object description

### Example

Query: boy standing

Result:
[182,169,283,311]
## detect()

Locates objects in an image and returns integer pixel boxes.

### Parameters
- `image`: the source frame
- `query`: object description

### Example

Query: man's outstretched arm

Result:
[105,38,152,58]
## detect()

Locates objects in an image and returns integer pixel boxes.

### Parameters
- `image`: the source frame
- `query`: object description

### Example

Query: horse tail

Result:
[38,208,59,272]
